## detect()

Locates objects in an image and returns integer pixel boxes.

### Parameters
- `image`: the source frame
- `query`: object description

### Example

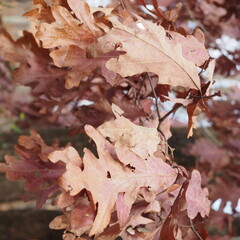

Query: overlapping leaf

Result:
[0,1,216,239]
[88,15,203,90]
[49,120,177,235]
[0,130,64,207]
[98,104,160,159]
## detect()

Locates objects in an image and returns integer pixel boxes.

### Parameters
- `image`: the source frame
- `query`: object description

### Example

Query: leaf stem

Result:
[190,218,203,240]
[135,75,147,104]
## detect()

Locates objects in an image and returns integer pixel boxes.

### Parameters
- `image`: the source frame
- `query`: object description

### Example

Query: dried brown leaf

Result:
[49,117,177,235]
[88,15,202,90]
[98,104,160,159]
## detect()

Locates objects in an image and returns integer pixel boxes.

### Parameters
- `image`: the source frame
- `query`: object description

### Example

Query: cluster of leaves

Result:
[0,105,211,240]
[0,0,229,239]
[176,0,239,77]
[184,86,240,239]
[119,0,239,77]
[0,0,217,135]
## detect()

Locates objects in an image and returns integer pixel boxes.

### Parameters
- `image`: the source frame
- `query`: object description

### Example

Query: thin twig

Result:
[198,58,212,77]
[189,90,221,100]
[159,90,192,123]
[135,75,147,104]
[119,0,126,9]
[147,73,168,154]
[159,103,182,123]
[146,73,161,131]
[178,219,205,228]
[190,218,203,240]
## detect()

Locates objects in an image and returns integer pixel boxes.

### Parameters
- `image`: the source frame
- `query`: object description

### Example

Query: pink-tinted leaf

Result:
[0,130,65,208]
[166,31,209,66]
[88,16,202,90]
[98,104,160,159]
[49,109,177,235]
[186,170,210,219]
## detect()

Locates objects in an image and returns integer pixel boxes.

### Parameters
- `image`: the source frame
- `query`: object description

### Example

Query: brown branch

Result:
[158,89,191,123]
[159,103,182,123]
[178,219,205,228]
[198,58,213,77]
[190,218,203,240]
[190,90,221,100]
[147,73,169,154]
[135,75,147,104]
[146,73,161,130]
[201,90,222,99]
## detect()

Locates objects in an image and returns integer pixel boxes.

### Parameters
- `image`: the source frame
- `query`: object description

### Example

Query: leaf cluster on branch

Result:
[0,0,218,136]
[0,0,229,239]
[0,105,211,240]
[183,85,240,239]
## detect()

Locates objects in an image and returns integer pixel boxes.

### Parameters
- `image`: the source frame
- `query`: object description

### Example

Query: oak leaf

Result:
[187,138,229,168]
[50,45,123,88]
[36,4,99,50]
[0,130,64,208]
[88,15,202,90]
[23,0,54,23]
[50,199,95,236]
[166,31,209,66]
[67,0,102,36]
[164,2,182,22]
[49,121,177,235]
[98,104,160,159]
[186,170,211,219]
[0,30,65,95]
[123,200,160,229]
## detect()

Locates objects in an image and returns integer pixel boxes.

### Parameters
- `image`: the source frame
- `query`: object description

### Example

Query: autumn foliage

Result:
[0,0,238,239]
